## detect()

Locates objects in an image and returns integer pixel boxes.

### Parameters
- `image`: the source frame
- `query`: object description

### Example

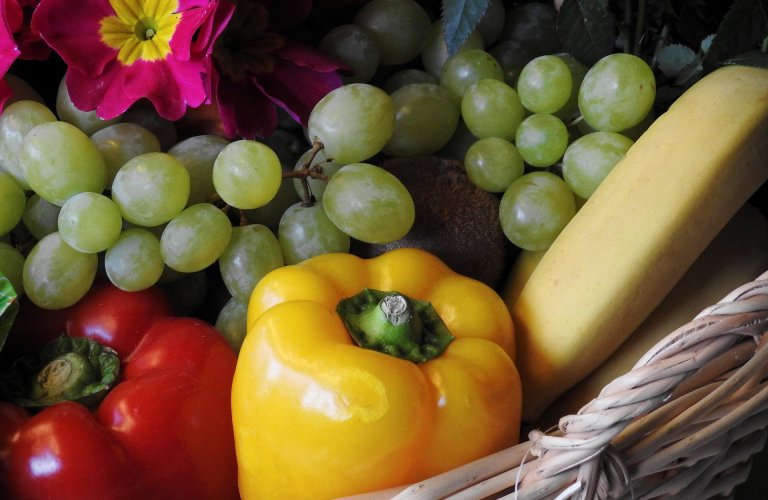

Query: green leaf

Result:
[703,0,768,71]
[0,273,19,356]
[720,50,768,68]
[556,0,615,66]
[442,0,491,57]
[701,34,715,52]
[657,44,698,79]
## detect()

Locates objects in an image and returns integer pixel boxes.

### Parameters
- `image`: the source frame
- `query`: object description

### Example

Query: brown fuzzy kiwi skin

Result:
[350,157,518,290]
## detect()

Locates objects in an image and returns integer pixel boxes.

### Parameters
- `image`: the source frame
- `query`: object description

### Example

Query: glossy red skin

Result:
[0,315,240,500]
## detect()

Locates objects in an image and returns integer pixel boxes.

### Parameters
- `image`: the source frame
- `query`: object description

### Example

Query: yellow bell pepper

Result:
[232,248,522,500]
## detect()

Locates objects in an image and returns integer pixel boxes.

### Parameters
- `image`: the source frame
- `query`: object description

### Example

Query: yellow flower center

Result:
[100,0,181,65]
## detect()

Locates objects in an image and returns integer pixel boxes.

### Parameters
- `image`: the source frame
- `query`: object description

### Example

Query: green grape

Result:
[244,179,301,230]
[517,56,572,114]
[499,172,575,251]
[292,149,342,201]
[579,53,656,132]
[323,163,414,244]
[383,69,438,94]
[553,54,589,121]
[0,100,57,189]
[58,193,122,253]
[112,152,189,226]
[219,224,284,303]
[440,50,504,104]
[22,194,61,240]
[278,202,350,265]
[0,172,25,237]
[489,41,537,89]
[498,3,560,56]
[319,25,379,84]
[158,270,208,316]
[383,84,460,158]
[576,107,656,141]
[421,20,484,78]
[215,298,248,353]
[122,219,167,239]
[121,107,177,151]
[56,77,121,135]
[437,120,479,162]
[168,135,230,205]
[563,132,634,198]
[0,242,25,296]
[461,79,525,141]
[91,123,162,188]
[515,114,568,167]
[464,138,524,193]
[353,0,431,65]
[161,203,233,273]
[105,228,165,291]
[21,121,108,206]
[308,84,396,165]
[23,232,98,309]
[212,140,282,209]
[476,0,506,46]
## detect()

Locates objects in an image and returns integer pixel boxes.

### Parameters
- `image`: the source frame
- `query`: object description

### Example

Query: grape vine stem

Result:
[282,139,331,207]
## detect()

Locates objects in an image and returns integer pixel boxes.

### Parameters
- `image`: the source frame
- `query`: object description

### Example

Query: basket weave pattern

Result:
[355,272,768,500]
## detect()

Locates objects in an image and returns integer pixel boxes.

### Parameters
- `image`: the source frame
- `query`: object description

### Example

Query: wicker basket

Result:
[339,271,768,500]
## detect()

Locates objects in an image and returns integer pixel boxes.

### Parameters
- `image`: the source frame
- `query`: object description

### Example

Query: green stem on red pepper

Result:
[336,288,454,363]
[0,336,119,411]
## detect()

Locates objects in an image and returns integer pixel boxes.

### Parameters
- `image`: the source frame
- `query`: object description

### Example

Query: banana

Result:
[511,66,768,420]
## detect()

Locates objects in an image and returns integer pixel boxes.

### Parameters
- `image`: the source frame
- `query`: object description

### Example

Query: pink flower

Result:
[0,0,21,107]
[12,0,50,60]
[32,0,235,121]
[211,0,349,139]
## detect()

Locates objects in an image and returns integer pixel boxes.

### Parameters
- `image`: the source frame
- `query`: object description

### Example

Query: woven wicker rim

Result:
[342,271,768,500]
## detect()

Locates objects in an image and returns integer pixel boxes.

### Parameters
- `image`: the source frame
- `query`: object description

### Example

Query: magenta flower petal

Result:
[31,0,116,77]
[3,0,21,33]
[0,1,19,76]
[126,57,209,119]
[215,69,278,140]
[254,54,344,128]
[277,39,351,74]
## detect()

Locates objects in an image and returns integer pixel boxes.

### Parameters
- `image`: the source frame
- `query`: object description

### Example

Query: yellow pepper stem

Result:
[336,288,455,363]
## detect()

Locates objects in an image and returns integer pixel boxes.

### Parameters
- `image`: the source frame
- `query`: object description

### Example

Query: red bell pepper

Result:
[0,283,240,500]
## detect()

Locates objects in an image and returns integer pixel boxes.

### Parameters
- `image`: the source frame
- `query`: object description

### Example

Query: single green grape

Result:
[161,203,233,273]
[464,138,524,193]
[440,50,504,104]
[563,132,634,198]
[499,172,575,251]
[168,135,230,205]
[517,56,572,114]
[0,242,25,296]
[553,54,589,121]
[244,179,301,230]
[215,298,248,353]
[353,0,431,65]
[56,77,121,135]
[0,100,57,189]
[498,3,560,56]
[218,224,284,303]
[421,20,484,78]
[515,114,568,167]
[0,172,25,237]
[579,53,656,132]
[383,84,460,158]
[489,40,537,88]
[278,202,350,265]
[212,140,282,209]
[23,232,98,309]
[112,152,190,226]
[121,107,177,151]
[476,0,506,46]
[158,270,208,316]
[292,150,342,201]
[323,163,414,244]
[461,79,525,141]
[23,194,61,240]
[58,193,122,253]
[105,228,165,291]
[383,69,438,94]
[21,121,108,206]
[319,25,379,84]
[437,120,479,162]
[308,84,396,165]
[91,123,161,188]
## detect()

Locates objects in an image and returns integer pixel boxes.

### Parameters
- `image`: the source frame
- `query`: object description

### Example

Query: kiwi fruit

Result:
[350,157,515,289]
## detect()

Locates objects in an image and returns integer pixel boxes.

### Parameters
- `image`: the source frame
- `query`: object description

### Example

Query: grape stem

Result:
[566,115,584,128]
[281,140,331,207]
[239,210,249,227]
[633,0,647,56]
